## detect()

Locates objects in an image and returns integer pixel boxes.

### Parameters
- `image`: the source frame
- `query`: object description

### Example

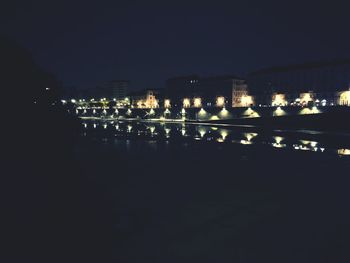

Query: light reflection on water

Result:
[81,120,350,157]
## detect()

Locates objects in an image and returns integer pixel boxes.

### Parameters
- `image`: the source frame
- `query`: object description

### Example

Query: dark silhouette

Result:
[1,35,114,263]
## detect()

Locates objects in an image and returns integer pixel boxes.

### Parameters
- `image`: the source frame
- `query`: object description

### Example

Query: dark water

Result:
[75,120,350,262]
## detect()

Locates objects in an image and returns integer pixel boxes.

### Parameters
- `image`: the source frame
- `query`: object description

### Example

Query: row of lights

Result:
[164,96,226,109]
[83,122,350,155]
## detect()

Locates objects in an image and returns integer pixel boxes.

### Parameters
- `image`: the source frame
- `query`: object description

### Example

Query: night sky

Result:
[1,1,349,90]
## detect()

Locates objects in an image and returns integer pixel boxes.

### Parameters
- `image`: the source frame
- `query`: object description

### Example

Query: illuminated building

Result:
[183,98,190,108]
[300,92,314,105]
[130,89,159,108]
[241,95,254,107]
[164,99,171,108]
[271,93,287,106]
[232,81,254,107]
[248,59,350,105]
[216,96,225,107]
[166,75,245,107]
[338,90,350,106]
[193,97,202,108]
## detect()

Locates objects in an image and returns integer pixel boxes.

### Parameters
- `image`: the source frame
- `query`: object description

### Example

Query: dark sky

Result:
[1,1,349,90]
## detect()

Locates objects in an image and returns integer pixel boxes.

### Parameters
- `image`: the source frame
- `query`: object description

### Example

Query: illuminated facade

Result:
[166,75,245,107]
[130,89,159,108]
[232,82,254,107]
[183,98,190,108]
[338,90,350,106]
[271,93,288,106]
[248,59,350,105]
[216,96,225,107]
[299,92,314,105]
[193,98,202,108]
[164,99,171,108]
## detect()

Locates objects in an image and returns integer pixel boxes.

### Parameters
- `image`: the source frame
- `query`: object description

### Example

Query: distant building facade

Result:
[129,89,161,108]
[109,80,129,101]
[165,75,245,107]
[95,80,129,101]
[248,59,350,105]
[232,80,254,107]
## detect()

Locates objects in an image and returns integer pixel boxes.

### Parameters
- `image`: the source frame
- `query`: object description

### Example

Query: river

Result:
[73,119,350,262]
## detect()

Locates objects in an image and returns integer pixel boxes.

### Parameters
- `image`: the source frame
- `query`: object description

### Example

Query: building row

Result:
[65,59,350,108]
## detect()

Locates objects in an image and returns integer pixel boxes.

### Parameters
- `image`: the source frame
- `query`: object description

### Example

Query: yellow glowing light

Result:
[240,140,252,145]
[241,95,254,107]
[273,106,286,116]
[149,126,155,134]
[198,127,207,138]
[272,142,286,148]
[149,108,155,115]
[300,93,313,105]
[164,99,171,108]
[338,149,350,155]
[299,106,321,115]
[181,108,186,114]
[216,96,225,107]
[338,91,350,106]
[272,136,286,148]
[183,98,190,108]
[272,94,287,106]
[274,136,284,144]
[243,107,260,118]
[127,109,132,115]
[137,100,143,108]
[165,128,171,135]
[164,108,171,114]
[193,97,202,108]
[218,107,230,118]
[198,108,207,118]
[245,132,258,142]
[220,129,229,140]
[210,115,219,120]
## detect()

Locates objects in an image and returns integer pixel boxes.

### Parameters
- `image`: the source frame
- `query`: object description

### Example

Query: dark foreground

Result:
[4,116,350,263]
[73,121,350,262]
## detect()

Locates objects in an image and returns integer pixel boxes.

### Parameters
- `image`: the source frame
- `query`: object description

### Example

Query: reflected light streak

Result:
[220,129,229,141]
[245,132,258,142]
[149,126,156,134]
[338,149,350,155]
[198,127,207,138]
